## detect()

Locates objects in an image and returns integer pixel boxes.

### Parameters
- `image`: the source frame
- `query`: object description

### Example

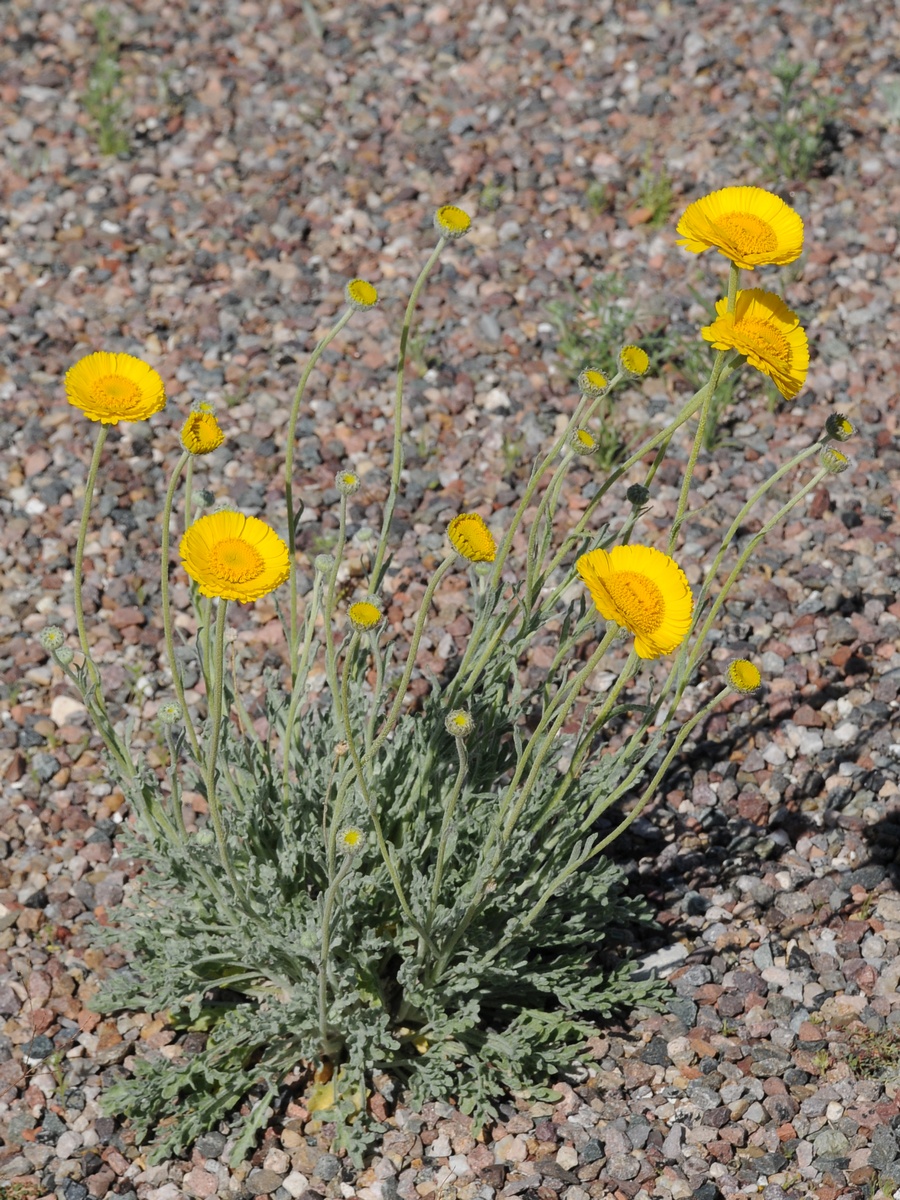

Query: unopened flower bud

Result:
[819,446,850,475]
[617,345,649,377]
[55,647,75,666]
[158,700,183,725]
[825,412,854,442]
[727,660,762,694]
[314,553,335,574]
[39,626,65,651]
[335,469,361,496]
[445,709,474,737]
[348,597,383,631]
[339,826,364,853]
[626,483,650,507]
[434,205,471,239]
[191,488,216,509]
[345,279,378,310]
[569,428,598,455]
[577,368,608,397]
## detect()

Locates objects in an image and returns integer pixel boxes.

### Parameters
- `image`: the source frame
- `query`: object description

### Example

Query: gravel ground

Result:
[2,0,900,1197]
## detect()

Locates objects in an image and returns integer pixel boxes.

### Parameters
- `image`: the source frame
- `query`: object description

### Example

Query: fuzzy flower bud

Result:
[39,626,65,652]
[434,205,471,239]
[314,553,335,574]
[626,483,650,507]
[445,709,474,737]
[335,469,361,496]
[338,826,364,853]
[348,596,383,631]
[727,660,762,694]
[819,446,850,475]
[617,345,650,377]
[345,279,378,310]
[55,647,75,666]
[191,489,216,509]
[158,700,183,725]
[577,368,608,397]
[569,428,598,456]
[825,412,855,442]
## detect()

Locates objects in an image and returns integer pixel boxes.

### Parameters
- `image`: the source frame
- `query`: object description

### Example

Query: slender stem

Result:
[285,307,354,676]
[282,577,324,807]
[426,737,467,925]
[73,425,109,688]
[160,450,202,761]
[184,457,194,529]
[318,856,352,1047]
[369,238,448,592]
[205,600,242,895]
[667,350,726,553]
[365,554,456,762]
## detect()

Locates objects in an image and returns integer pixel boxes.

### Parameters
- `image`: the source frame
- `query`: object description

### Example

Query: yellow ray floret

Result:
[65,351,166,424]
[676,186,804,269]
[701,289,809,400]
[576,544,693,660]
[180,511,290,603]
[448,513,497,563]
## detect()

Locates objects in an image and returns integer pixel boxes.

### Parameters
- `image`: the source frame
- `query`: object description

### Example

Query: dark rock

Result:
[754,1153,788,1175]
[36,1111,67,1143]
[582,1139,604,1162]
[64,1184,89,1200]
[23,887,48,908]
[312,1153,341,1181]
[640,1036,670,1065]
[195,1130,227,1157]
[24,1034,55,1060]
[246,1169,285,1194]
[30,751,61,781]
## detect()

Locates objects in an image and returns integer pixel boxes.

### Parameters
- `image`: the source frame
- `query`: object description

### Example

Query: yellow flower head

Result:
[181,409,225,455]
[345,279,378,310]
[617,345,649,377]
[335,469,361,496]
[701,289,809,401]
[348,597,383,631]
[577,368,608,397]
[576,544,693,660]
[825,412,854,442]
[445,709,474,738]
[434,205,471,239]
[448,513,497,563]
[676,186,804,270]
[180,511,290,603]
[65,351,166,425]
[339,826,364,852]
[569,428,598,456]
[727,660,762,694]
[819,445,850,475]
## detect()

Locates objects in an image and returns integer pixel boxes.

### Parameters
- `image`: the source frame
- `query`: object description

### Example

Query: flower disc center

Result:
[734,316,791,366]
[210,538,265,583]
[606,571,665,635]
[92,374,144,411]
[718,211,778,256]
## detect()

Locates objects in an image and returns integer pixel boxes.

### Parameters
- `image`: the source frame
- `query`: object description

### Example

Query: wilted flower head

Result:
[348,597,383,631]
[825,412,855,442]
[819,446,850,475]
[445,709,474,738]
[727,660,762,694]
[39,626,65,652]
[617,345,649,377]
[181,408,225,456]
[158,700,183,725]
[345,279,378,310]
[335,469,361,496]
[577,368,608,397]
[65,351,167,425]
[626,483,650,507]
[448,513,497,563]
[434,205,471,239]
[569,428,598,455]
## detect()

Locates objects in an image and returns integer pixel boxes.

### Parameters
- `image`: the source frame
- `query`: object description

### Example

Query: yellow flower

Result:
[727,660,762,694]
[445,709,474,737]
[434,205,471,239]
[180,511,290,603]
[676,186,804,269]
[65,351,166,425]
[448,513,496,563]
[339,826,364,851]
[181,410,224,455]
[577,368,608,397]
[618,345,649,377]
[335,469,361,496]
[348,598,383,631]
[576,545,693,660]
[819,446,850,475]
[345,279,378,310]
[701,289,809,401]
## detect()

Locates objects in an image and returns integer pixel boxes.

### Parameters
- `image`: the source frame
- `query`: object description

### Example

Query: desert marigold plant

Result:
[40,193,850,1166]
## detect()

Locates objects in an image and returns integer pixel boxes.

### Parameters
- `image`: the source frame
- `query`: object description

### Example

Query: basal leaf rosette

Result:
[676,186,804,269]
[701,289,809,401]
[576,544,693,660]
[66,351,166,424]
[180,511,290,602]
